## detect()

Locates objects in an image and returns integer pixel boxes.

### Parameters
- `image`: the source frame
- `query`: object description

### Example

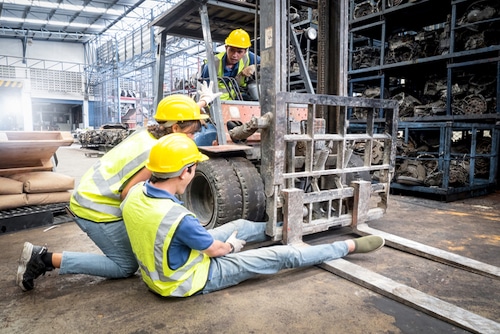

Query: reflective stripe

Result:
[153,205,200,281]
[139,260,159,281]
[91,150,150,198]
[123,184,211,297]
[138,259,199,297]
[215,52,250,98]
[70,130,157,222]
[72,191,122,217]
[176,275,193,296]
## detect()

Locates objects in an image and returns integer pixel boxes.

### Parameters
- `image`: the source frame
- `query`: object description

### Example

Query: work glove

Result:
[240,64,256,77]
[197,81,222,105]
[226,231,246,253]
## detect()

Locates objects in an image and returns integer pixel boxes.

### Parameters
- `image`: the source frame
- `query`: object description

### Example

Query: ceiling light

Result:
[3,0,123,15]
[0,17,105,30]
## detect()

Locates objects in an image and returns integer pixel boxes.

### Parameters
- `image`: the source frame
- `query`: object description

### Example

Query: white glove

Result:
[240,64,256,77]
[197,81,222,105]
[226,231,246,253]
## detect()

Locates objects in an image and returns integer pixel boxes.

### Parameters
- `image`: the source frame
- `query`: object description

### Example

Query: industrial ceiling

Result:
[0,0,170,44]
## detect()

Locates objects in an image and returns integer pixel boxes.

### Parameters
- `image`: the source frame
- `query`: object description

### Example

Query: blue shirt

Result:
[143,181,214,270]
[201,51,260,79]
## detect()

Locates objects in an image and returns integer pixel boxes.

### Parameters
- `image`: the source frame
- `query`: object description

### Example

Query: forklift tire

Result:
[180,157,243,229]
[229,157,266,221]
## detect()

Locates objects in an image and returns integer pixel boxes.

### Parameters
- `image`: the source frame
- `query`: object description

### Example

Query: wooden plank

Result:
[356,223,500,279]
[318,258,500,334]
[0,131,73,141]
[0,131,73,175]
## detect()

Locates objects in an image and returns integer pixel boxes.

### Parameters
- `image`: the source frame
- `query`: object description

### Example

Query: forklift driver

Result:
[201,28,260,101]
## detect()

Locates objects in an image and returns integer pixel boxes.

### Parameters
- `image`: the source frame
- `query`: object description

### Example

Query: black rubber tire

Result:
[180,157,242,229]
[229,157,266,221]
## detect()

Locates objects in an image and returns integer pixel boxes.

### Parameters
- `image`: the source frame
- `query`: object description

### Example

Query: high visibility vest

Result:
[122,183,211,297]
[214,52,250,100]
[69,129,157,222]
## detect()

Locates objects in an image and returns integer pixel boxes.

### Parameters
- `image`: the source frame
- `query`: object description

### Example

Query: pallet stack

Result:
[0,131,75,233]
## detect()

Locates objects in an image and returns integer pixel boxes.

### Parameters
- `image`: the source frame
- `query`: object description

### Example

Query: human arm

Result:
[238,51,259,78]
[120,167,151,200]
[173,217,245,261]
[202,239,234,257]
[240,64,256,77]
[197,81,222,107]
[172,216,230,258]
[203,231,245,257]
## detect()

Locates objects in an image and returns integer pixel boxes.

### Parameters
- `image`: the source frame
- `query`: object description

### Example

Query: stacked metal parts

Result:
[348,0,499,200]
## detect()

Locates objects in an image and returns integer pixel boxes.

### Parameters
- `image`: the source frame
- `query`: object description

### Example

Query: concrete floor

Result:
[1,144,499,334]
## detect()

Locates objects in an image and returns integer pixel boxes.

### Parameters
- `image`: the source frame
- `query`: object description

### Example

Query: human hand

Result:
[226,231,246,253]
[240,64,256,77]
[197,81,222,105]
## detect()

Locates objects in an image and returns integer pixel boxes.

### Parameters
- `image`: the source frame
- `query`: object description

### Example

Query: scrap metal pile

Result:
[349,130,492,189]
[394,132,492,188]
[352,0,419,20]
[77,124,131,151]
[352,0,499,61]
[351,70,497,118]
[455,0,500,51]
[351,0,499,117]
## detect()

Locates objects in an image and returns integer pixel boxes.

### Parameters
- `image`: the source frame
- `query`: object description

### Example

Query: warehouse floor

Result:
[1,144,499,334]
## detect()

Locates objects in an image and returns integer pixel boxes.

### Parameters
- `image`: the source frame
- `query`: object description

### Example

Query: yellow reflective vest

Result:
[214,52,250,100]
[69,129,157,222]
[122,183,211,297]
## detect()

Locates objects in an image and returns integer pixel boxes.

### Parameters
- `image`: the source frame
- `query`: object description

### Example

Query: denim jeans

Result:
[202,219,349,294]
[207,219,269,244]
[59,217,138,278]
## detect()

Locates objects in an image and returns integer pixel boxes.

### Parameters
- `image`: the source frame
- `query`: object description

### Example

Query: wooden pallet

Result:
[0,203,72,234]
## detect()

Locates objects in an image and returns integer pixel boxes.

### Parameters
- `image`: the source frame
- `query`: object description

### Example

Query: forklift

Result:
[151,2,499,332]
[151,0,398,239]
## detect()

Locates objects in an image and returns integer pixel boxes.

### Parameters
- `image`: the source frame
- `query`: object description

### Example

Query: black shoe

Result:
[16,242,54,291]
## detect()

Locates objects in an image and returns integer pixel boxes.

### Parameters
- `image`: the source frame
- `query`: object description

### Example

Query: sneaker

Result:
[351,235,385,254]
[16,242,54,291]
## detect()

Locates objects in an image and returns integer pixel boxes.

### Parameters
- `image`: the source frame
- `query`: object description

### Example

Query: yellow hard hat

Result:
[225,28,251,49]
[146,133,208,175]
[154,94,209,122]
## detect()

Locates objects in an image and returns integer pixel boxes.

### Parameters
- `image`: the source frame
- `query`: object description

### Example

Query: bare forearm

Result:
[202,240,232,257]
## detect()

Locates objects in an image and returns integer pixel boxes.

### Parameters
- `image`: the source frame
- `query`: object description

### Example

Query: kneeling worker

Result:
[121,133,385,297]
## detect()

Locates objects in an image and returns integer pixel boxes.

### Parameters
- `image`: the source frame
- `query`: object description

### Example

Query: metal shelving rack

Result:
[348,0,500,200]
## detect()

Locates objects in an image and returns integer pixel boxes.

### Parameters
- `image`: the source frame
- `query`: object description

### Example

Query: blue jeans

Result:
[207,219,269,244]
[59,217,138,278]
[202,219,349,294]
